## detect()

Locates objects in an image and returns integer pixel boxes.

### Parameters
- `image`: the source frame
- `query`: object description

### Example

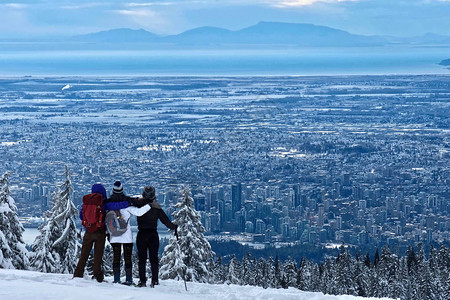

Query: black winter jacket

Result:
[104,192,137,204]
[136,202,177,231]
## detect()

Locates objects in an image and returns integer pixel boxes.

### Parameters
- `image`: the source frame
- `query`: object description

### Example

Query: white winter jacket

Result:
[109,204,151,244]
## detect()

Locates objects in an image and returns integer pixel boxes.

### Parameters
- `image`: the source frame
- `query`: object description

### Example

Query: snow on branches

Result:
[160,186,215,283]
[0,172,29,270]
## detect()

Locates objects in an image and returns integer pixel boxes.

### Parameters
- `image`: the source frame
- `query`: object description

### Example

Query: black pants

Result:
[111,243,133,280]
[136,229,159,284]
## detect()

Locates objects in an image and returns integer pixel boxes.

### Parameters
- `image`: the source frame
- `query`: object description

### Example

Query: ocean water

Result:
[0,46,449,76]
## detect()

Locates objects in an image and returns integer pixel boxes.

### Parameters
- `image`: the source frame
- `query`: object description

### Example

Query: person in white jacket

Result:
[104,182,151,285]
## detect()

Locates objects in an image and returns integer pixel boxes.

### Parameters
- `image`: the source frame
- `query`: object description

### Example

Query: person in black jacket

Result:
[134,186,177,288]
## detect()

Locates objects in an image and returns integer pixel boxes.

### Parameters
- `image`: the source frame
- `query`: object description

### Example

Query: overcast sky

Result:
[1,0,450,38]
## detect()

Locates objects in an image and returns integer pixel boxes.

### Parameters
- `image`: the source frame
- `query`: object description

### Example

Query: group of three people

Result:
[73,181,177,287]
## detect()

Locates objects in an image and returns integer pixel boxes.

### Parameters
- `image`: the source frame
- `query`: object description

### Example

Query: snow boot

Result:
[113,263,121,283]
[124,266,133,286]
[150,280,159,288]
[136,281,147,288]
[113,273,121,284]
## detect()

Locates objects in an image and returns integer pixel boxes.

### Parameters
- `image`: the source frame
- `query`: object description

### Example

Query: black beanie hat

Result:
[113,181,123,194]
[142,186,156,203]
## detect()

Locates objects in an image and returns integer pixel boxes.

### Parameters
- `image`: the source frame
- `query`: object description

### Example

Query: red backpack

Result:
[81,193,104,232]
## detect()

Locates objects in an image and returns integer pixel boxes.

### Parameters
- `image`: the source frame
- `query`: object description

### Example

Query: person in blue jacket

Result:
[103,181,151,285]
[74,183,108,281]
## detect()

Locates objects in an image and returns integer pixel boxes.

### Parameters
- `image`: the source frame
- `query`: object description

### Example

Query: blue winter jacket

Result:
[79,183,129,220]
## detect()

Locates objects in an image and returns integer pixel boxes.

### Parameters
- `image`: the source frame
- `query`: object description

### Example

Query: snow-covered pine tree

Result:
[51,166,80,273]
[212,256,226,284]
[160,186,215,283]
[354,252,370,297]
[399,255,413,300]
[297,257,310,291]
[319,258,333,295]
[273,255,282,288]
[225,254,241,285]
[265,256,276,288]
[376,246,400,299]
[283,257,298,288]
[31,166,80,273]
[240,252,252,285]
[159,234,187,281]
[0,172,30,270]
[437,244,450,300]
[30,213,61,273]
[254,257,268,288]
[331,245,357,296]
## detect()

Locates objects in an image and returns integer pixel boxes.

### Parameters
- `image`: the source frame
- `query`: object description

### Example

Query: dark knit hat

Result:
[91,183,107,201]
[113,181,123,194]
[142,186,156,203]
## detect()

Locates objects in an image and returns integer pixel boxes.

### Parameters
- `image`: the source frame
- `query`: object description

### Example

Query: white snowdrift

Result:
[0,269,392,300]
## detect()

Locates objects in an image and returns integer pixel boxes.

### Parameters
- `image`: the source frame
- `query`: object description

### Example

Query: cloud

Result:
[113,8,156,17]
[0,3,28,9]
[60,3,107,10]
[275,0,359,8]
[126,2,178,6]
[111,8,182,33]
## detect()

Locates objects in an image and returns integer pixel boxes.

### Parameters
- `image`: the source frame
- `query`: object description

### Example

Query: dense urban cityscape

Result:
[0,75,448,256]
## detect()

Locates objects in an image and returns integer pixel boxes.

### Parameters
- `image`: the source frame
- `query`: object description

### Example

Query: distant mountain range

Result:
[71,21,450,47]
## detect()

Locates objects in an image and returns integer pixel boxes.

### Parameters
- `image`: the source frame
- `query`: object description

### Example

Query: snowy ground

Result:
[0,269,392,300]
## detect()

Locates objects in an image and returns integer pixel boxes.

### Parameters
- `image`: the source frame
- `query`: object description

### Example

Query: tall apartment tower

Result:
[231,183,242,215]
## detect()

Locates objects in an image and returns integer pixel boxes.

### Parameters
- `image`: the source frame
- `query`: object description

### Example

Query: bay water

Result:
[0,46,448,76]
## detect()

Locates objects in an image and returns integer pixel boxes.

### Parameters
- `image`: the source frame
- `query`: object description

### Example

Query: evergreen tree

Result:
[354,252,370,297]
[363,252,371,268]
[319,258,333,295]
[160,235,187,281]
[240,253,252,285]
[30,210,61,273]
[417,253,435,300]
[309,261,321,292]
[283,256,298,288]
[31,167,80,273]
[0,172,30,269]
[254,257,268,288]
[399,256,412,300]
[213,256,226,284]
[160,186,215,283]
[265,256,276,288]
[437,245,450,300]
[332,245,357,295]
[376,246,399,299]
[297,257,310,291]
[428,245,445,300]
[374,248,380,267]
[52,167,80,273]
[273,255,282,288]
[225,255,241,285]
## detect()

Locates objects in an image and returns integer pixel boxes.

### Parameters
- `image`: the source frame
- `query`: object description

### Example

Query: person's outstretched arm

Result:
[157,209,177,230]
[127,204,151,217]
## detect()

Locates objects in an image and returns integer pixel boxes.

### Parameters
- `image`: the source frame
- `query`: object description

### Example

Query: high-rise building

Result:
[231,183,242,216]
[318,204,324,228]
[292,184,300,208]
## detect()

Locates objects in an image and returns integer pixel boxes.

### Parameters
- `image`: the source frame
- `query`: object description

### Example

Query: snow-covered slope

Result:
[0,269,392,300]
